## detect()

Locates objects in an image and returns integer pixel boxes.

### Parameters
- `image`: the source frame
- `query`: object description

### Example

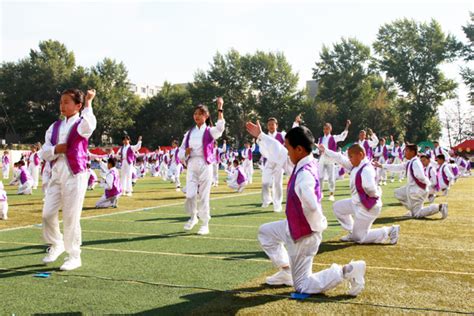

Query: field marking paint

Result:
[1,240,473,276]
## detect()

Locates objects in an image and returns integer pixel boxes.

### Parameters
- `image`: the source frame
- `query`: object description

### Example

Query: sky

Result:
[1,0,473,144]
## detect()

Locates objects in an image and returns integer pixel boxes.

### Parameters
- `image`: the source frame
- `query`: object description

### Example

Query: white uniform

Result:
[261,131,286,212]
[437,162,455,193]
[0,182,8,220]
[2,155,10,179]
[425,164,438,196]
[323,149,392,244]
[118,141,141,195]
[28,151,41,189]
[178,120,225,228]
[87,168,98,190]
[317,130,348,194]
[373,144,389,183]
[257,133,351,294]
[241,144,256,184]
[383,157,442,218]
[227,166,248,192]
[390,145,405,181]
[15,167,33,195]
[434,146,450,161]
[42,161,52,195]
[95,167,121,208]
[167,147,182,189]
[41,106,97,259]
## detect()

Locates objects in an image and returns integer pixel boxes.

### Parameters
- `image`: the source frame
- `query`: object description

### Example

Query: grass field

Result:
[0,170,473,315]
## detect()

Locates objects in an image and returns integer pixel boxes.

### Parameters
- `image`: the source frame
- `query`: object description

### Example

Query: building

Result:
[128,83,162,99]
[306,80,319,98]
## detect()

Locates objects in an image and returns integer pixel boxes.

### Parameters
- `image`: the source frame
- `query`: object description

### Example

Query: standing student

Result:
[241,140,256,184]
[373,137,390,186]
[316,120,350,201]
[168,140,183,191]
[433,141,450,161]
[95,158,122,208]
[41,88,97,271]
[375,144,448,219]
[227,159,248,193]
[0,181,8,220]
[118,135,142,196]
[354,129,378,160]
[2,151,10,179]
[318,143,399,244]
[28,144,41,190]
[246,121,366,296]
[389,138,405,182]
[178,98,225,235]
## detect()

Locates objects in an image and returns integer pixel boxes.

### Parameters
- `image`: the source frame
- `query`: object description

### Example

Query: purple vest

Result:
[184,126,215,165]
[406,159,426,190]
[451,165,459,177]
[355,163,379,210]
[286,160,321,241]
[427,166,440,191]
[439,165,450,186]
[361,140,373,160]
[105,168,122,198]
[236,167,247,185]
[33,153,40,166]
[173,148,181,164]
[51,118,89,175]
[338,167,345,177]
[275,132,284,145]
[215,148,221,163]
[247,148,253,161]
[19,166,31,184]
[459,159,467,169]
[88,171,97,187]
[0,191,6,201]
[2,155,9,165]
[319,135,337,151]
[121,146,135,165]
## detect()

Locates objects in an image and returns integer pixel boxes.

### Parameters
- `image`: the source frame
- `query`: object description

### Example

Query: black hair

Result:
[267,117,278,124]
[172,139,179,145]
[436,154,445,161]
[419,154,429,160]
[405,144,418,154]
[108,157,117,167]
[233,159,240,166]
[285,126,314,153]
[122,135,131,141]
[194,104,213,127]
[17,160,25,167]
[61,89,84,105]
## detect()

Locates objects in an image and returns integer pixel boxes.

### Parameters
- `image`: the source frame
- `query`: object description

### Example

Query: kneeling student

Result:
[96,158,122,208]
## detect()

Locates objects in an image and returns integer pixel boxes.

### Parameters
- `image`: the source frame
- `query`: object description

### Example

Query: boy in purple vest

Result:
[0,181,8,220]
[373,137,390,185]
[15,160,33,195]
[317,120,350,201]
[178,98,225,235]
[433,141,450,161]
[319,143,400,244]
[375,145,448,219]
[246,121,366,296]
[41,88,97,271]
[28,144,41,190]
[118,135,142,196]
[420,155,439,203]
[2,150,10,179]
[227,159,248,193]
[241,140,256,184]
[96,158,122,208]
[435,155,455,196]
[354,129,378,161]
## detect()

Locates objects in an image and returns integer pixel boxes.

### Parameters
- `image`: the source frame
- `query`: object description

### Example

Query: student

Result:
[375,144,448,219]
[96,158,122,208]
[15,160,33,195]
[9,162,20,186]
[316,120,350,201]
[246,121,366,296]
[389,138,405,182]
[87,162,98,190]
[0,181,8,220]
[354,129,378,160]
[436,155,455,196]
[211,140,225,187]
[433,141,450,161]
[2,151,10,179]
[227,159,248,193]
[454,153,470,177]
[168,140,182,191]
[420,154,439,203]
[318,143,399,244]
[41,88,97,271]
[118,135,142,196]
[178,98,225,235]
[241,140,256,184]
[28,144,41,190]
[373,137,390,185]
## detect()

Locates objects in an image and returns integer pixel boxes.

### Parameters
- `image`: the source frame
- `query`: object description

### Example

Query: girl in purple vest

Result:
[96,158,122,208]
[178,97,225,235]
[28,144,41,190]
[168,140,183,191]
[15,160,33,195]
[317,120,350,201]
[246,121,366,296]
[241,140,256,184]
[375,145,448,219]
[118,135,142,196]
[227,159,248,193]
[0,181,8,220]
[2,150,10,179]
[41,88,97,271]
[319,143,400,245]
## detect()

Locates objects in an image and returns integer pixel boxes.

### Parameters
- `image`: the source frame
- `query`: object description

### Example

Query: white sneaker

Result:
[328,195,335,202]
[383,181,387,186]
[389,225,400,244]
[261,203,270,208]
[42,245,65,264]
[440,203,448,219]
[176,187,181,192]
[197,225,209,235]
[390,179,394,183]
[403,211,412,217]
[399,179,403,182]
[344,260,366,296]
[273,206,282,213]
[184,217,199,231]
[237,186,245,193]
[60,256,82,271]
[340,233,353,242]
[266,269,293,286]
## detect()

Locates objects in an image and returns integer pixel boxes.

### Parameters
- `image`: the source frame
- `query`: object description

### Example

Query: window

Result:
[141,87,146,93]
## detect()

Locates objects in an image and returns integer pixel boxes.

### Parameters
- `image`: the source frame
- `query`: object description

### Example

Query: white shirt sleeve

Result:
[78,107,97,139]
[333,130,348,143]
[178,132,189,162]
[210,119,226,140]
[131,141,142,152]
[104,172,114,190]
[322,146,353,170]
[41,123,59,162]
[368,133,379,148]
[256,133,289,169]
[383,161,407,172]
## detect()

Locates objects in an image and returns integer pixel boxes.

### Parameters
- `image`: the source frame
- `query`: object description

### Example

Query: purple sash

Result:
[406,159,427,190]
[105,168,122,198]
[355,163,378,210]
[236,167,247,185]
[275,132,284,145]
[319,135,337,151]
[440,165,450,186]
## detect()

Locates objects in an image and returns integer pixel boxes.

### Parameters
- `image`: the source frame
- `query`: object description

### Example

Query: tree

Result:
[460,12,474,104]
[444,100,473,147]
[373,19,462,142]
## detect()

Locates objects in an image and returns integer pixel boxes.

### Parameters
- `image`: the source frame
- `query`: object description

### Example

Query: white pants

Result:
[212,163,219,185]
[333,199,389,243]
[159,163,168,180]
[258,220,345,293]
[42,167,88,258]
[0,201,8,219]
[2,165,9,179]
[185,157,213,224]
[228,180,248,191]
[243,160,254,184]
[120,162,134,194]
[95,194,119,208]
[375,158,387,182]
[262,164,283,211]
[18,181,33,195]
[319,162,335,193]
[391,158,405,180]
[394,185,440,218]
[168,163,182,188]
[29,165,40,189]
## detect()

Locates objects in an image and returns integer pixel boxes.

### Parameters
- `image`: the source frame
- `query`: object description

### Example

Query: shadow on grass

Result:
[136,210,272,222]
[384,202,403,207]
[374,215,440,225]
[185,250,268,261]
[82,231,189,247]
[0,244,44,253]
[0,264,57,279]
